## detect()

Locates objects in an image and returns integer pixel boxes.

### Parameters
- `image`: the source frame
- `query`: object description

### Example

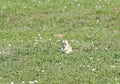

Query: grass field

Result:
[0,0,120,84]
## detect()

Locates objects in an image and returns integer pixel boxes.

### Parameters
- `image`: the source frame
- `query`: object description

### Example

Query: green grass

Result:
[0,0,120,84]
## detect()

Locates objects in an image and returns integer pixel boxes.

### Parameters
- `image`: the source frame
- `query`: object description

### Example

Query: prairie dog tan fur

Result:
[60,40,72,53]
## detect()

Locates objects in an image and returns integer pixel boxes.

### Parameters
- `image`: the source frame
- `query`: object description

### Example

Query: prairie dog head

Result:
[62,40,69,46]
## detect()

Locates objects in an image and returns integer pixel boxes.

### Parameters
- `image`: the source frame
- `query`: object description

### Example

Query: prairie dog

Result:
[60,40,72,53]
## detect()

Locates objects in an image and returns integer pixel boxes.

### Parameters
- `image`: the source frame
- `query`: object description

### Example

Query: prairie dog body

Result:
[61,40,72,53]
